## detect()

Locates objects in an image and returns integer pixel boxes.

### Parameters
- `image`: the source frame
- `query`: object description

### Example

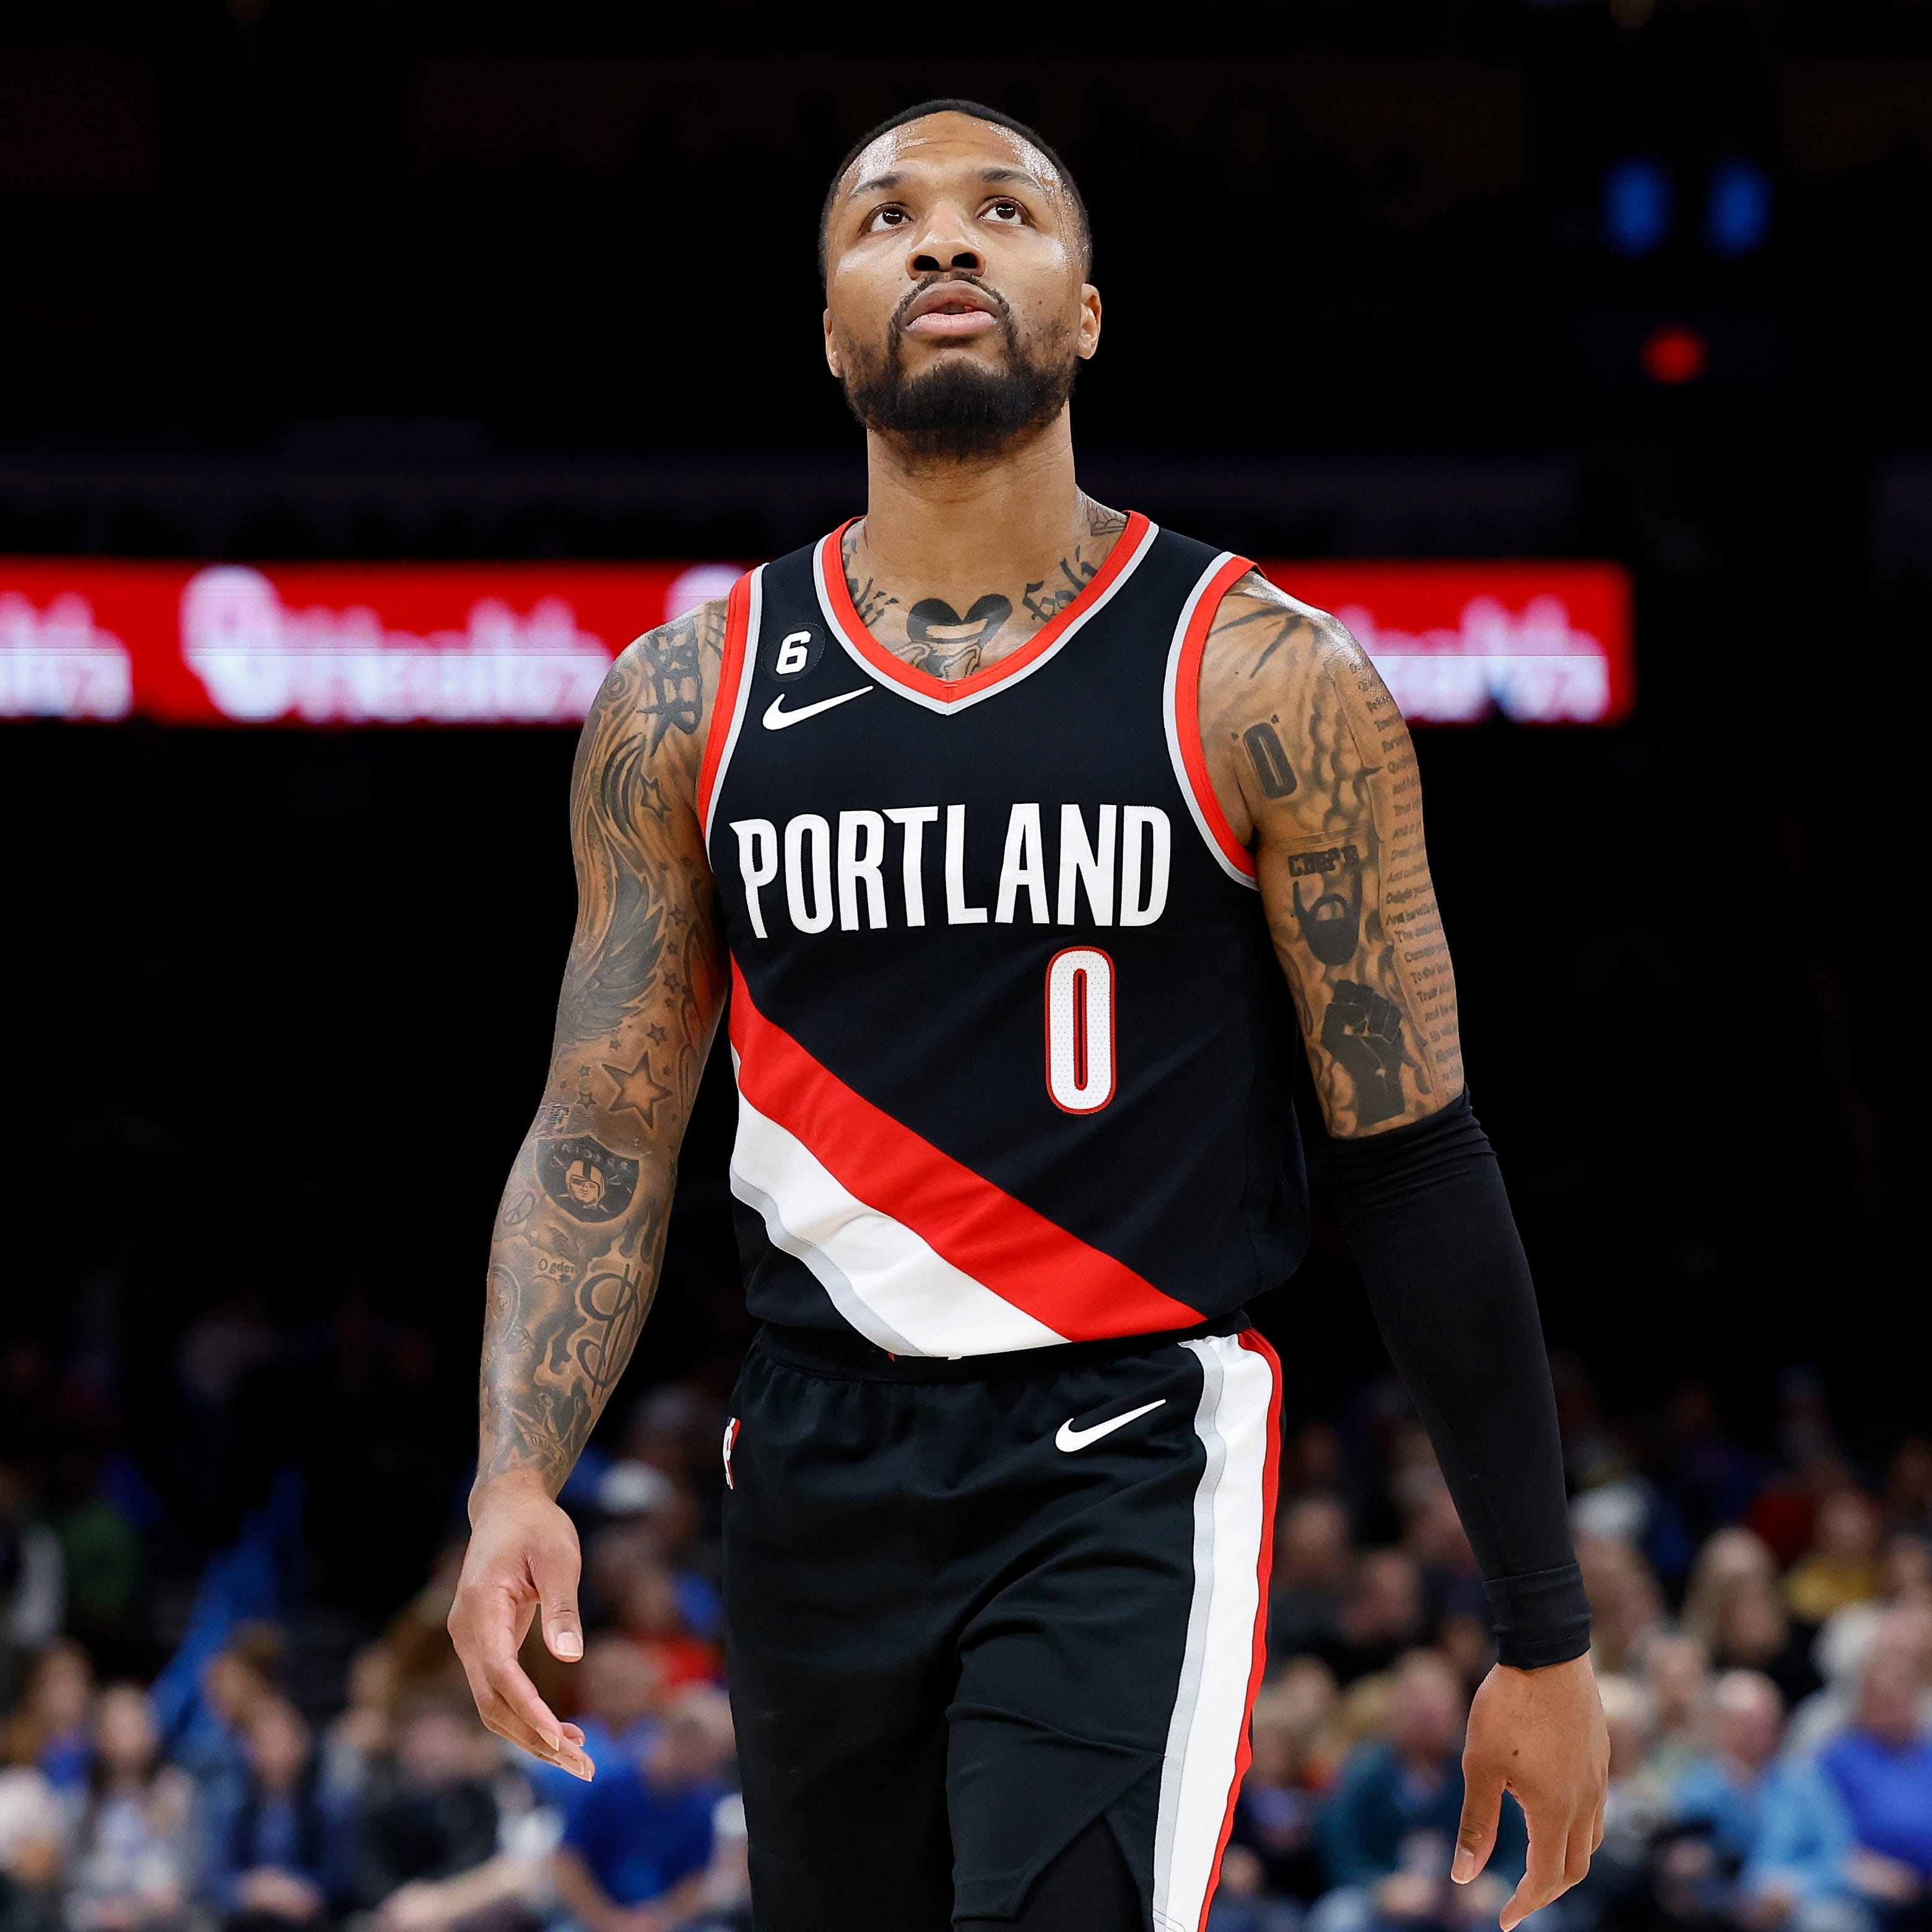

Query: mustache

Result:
[891,273,1016,336]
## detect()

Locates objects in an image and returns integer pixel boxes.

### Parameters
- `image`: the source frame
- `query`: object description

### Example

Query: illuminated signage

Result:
[1,557,1630,726]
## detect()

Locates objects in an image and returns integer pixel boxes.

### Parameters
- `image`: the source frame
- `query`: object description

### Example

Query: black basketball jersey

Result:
[698,513,1309,1358]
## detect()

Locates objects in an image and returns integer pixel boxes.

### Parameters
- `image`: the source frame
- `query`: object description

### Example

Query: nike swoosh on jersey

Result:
[762,687,872,730]
[1055,1397,1167,1453]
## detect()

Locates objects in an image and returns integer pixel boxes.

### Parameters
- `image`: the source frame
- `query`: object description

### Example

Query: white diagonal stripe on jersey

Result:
[1152,1334,1276,1932]
[728,1061,1068,1359]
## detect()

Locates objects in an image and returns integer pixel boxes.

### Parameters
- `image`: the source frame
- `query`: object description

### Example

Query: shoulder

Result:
[575,594,734,783]
[1201,568,1375,697]
[598,594,732,719]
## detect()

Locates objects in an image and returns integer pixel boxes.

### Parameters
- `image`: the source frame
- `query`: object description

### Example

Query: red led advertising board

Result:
[1,557,1630,726]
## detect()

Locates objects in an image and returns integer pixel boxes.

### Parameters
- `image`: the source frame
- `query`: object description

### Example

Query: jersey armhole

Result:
[697,567,760,845]
[1162,552,1260,887]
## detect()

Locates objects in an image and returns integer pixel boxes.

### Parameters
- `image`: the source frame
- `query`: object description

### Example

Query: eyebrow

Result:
[845,163,1050,204]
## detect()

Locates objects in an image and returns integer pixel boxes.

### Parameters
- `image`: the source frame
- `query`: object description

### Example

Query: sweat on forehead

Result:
[818,100,1091,278]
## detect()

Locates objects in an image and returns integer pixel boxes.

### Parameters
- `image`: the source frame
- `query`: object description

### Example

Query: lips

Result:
[900,281,1003,339]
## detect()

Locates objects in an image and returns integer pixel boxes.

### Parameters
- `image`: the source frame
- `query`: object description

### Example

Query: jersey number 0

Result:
[1044,948,1116,1114]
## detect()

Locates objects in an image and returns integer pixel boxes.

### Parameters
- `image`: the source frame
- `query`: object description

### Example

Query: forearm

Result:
[1328,1092,1590,1668]
[477,1104,676,1497]
[474,608,728,1501]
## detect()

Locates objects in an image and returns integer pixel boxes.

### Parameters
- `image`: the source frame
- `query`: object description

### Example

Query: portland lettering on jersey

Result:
[728,802,1172,938]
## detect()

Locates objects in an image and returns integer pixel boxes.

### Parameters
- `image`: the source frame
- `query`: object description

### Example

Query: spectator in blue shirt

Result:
[1819,1647,1932,1928]
[1669,1670,1860,1931]
[553,1687,733,1932]
[199,1699,344,1932]
[1311,1651,1525,1932]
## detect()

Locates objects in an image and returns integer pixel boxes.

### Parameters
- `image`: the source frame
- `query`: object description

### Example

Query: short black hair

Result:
[818,98,1091,282]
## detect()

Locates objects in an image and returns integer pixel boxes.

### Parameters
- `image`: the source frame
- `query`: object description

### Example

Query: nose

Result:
[905,201,983,280]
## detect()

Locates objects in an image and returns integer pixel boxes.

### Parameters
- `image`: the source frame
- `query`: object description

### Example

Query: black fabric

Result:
[754,1306,1250,1383]
[957,1815,1144,1931]
[710,523,1310,1351]
[1325,1091,1591,1670]
[724,1327,1276,1930]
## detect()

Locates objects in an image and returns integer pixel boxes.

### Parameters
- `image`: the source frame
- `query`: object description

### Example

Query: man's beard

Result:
[840,285,1079,462]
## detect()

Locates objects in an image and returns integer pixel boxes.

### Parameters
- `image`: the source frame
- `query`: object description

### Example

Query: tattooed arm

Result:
[449,598,728,1778]
[1201,580,1607,1928]
[1199,576,1457,1135]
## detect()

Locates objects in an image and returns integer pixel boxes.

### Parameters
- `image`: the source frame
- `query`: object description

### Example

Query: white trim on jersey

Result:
[726,1053,1068,1359]
[810,518,1160,716]
[1152,1334,1277,1932]
[701,564,765,848]
[1161,553,1260,890]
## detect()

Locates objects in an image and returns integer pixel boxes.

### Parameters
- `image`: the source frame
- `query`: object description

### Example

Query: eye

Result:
[866,206,909,232]
[986,199,1025,224]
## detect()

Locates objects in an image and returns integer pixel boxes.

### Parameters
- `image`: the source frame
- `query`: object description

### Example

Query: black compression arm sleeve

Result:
[1326,1090,1591,1669]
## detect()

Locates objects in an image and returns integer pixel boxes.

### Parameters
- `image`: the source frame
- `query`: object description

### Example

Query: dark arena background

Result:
[4,11,1931,1932]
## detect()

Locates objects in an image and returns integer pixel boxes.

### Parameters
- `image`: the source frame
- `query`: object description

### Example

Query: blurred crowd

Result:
[6,1358,1932,1932]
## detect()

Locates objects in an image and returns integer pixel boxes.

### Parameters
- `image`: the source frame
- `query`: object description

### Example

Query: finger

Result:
[1591,1798,1606,1855]
[465,1604,591,1775]
[1565,1810,1595,1889]
[1452,1757,1503,1884]
[472,1673,595,1780]
[532,1538,585,1663]
[1500,1818,1570,1932]
[480,1658,591,1775]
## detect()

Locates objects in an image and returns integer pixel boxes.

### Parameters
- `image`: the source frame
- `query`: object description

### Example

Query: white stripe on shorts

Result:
[1151,1332,1277,1932]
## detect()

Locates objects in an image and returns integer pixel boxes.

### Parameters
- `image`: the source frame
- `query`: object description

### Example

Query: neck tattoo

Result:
[842,502,1129,684]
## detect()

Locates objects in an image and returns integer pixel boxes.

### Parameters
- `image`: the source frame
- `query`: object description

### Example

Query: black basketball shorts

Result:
[719,1318,1282,1931]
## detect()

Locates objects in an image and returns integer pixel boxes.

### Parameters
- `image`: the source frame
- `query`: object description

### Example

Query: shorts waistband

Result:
[751,1310,1253,1383]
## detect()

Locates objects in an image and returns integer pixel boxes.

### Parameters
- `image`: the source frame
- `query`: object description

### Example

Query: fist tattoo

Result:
[1320,980,1411,1126]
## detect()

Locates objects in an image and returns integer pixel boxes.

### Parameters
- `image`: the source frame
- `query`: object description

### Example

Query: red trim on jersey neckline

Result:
[728,959,1203,1343]
[1199,1328,1285,1930]
[816,510,1155,705]
[1170,552,1260,880]
[695,570,754,834]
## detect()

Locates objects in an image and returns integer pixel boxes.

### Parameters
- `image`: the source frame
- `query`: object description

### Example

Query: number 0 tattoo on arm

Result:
[476,603,728,1493]
[1203,579,1464,1136]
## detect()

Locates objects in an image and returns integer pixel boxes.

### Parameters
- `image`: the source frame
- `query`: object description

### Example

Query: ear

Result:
[823,309,842,379]
[1076,284,1102,360]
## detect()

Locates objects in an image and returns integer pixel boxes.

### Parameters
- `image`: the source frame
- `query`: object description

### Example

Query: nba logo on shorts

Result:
[723,1416,741,1489]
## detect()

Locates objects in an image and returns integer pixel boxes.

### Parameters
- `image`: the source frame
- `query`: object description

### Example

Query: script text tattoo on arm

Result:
[1203,578,1464,1136]
[477,603,728,1493]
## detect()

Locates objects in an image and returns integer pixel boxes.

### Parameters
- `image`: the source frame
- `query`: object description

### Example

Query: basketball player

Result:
[448,100,1609,1932]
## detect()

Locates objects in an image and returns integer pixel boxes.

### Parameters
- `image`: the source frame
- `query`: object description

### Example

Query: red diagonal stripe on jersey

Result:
[729,961,1203,1342]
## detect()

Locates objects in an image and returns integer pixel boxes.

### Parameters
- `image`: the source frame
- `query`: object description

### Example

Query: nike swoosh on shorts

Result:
[762,687,872,730]
[1055,1398,1167,1453]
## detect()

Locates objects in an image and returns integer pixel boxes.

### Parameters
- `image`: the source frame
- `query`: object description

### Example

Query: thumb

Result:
[531,1538,584,1663]
[1453,1755,1503,1885]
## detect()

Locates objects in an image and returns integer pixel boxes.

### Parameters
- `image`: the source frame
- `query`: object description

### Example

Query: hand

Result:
[1739,1883,1796,1931]
[448,1471,594,1779]
[377,1882,450,1932]
[1453,1655,1608,1932]
[1375,1870,1443,1921]
[236,1870,324,1920]
[1847,1849,1924,1905]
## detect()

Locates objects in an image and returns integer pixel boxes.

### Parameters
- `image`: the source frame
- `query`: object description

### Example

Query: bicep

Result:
[549,607,730,1149]
[1199,584,1464,1137]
